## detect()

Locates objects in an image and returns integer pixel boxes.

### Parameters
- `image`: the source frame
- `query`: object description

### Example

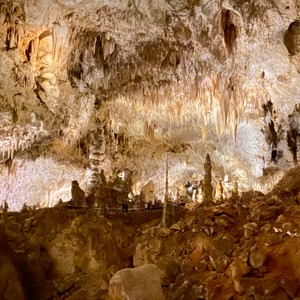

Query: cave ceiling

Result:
[0,0,300,209]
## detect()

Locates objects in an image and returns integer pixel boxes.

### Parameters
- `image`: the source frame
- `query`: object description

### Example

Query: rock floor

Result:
[1,168,300,299]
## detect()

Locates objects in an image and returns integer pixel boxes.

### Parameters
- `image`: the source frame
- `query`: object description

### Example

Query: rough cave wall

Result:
[0,0,300,209]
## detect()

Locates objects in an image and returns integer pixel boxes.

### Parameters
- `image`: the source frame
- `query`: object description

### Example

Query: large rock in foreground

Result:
[0,228,26,300]
[108,264,164,300]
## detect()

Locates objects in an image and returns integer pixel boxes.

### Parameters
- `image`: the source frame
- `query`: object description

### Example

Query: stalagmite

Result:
[203,154,213,204]
[297,136,300,164]
[86,124,107,195]
[233,181,239,198]
[71,180,86,206]
[161,153,178,228]
[1,201,8,224]
[164,153,169,203]
[215,179,223,201]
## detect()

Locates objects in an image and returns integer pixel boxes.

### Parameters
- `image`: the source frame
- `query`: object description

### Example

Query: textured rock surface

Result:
[108,264,164,300]
[0,167,300,299]
[0,227,26,300]
[0,0,300,208]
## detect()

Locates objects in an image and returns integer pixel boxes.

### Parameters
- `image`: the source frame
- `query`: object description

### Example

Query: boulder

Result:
[275,214,286,224]
[157,228,172,238]
[108,264,164,300]
[170,221,185,231]
[226,258,250,279]
[209,249,230,273]
[243,222,258,238]
[263,233,283,246]
[213,238,235,257]
[233,278,245,295]
[189,246,203,265]
[249,249,266,269]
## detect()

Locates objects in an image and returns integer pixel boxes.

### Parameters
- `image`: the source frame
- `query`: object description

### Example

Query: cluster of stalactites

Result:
[67,30,116,89]
[0,112,48,163]
[109,70,267,145]
[0,1,25,50]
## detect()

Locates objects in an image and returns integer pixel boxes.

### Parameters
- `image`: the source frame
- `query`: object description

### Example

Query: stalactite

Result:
[231,108,238,146]
[143,121,155,143]
[52,23,60,65]
[27,37,39,62]
[102,32,115,60]
[214,109,222,142]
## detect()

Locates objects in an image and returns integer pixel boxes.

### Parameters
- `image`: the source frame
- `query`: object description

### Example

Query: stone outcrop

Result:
[71,180,86,206]
[108,264,164,300]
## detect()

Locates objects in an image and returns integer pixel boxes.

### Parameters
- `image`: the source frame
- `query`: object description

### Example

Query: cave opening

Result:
[287,104,300,162]
[221,10,237,54]
[284,20,300,55]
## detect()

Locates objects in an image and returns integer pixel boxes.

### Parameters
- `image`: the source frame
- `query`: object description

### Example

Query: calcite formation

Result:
[2,1,300,299]
[0,0,299,210]
[203,153,213,204]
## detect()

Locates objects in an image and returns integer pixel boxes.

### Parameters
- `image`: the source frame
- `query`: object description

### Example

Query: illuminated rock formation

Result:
[0,0,299,209]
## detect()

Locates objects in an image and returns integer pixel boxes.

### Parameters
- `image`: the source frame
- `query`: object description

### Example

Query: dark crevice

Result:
[25,40,32,62]
[39,30,51,40]
[284,20,300,55]
[287,104,300,162]
[221,10,237,54]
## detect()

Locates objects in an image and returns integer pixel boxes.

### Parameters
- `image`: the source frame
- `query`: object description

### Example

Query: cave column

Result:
[86,123,107,196]
[203,154,213,204]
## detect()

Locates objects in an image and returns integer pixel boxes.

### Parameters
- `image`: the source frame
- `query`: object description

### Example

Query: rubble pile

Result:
[0,167,300,299]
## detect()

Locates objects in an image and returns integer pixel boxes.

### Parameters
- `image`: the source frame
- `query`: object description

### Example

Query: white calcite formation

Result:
[0,0,300,208]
